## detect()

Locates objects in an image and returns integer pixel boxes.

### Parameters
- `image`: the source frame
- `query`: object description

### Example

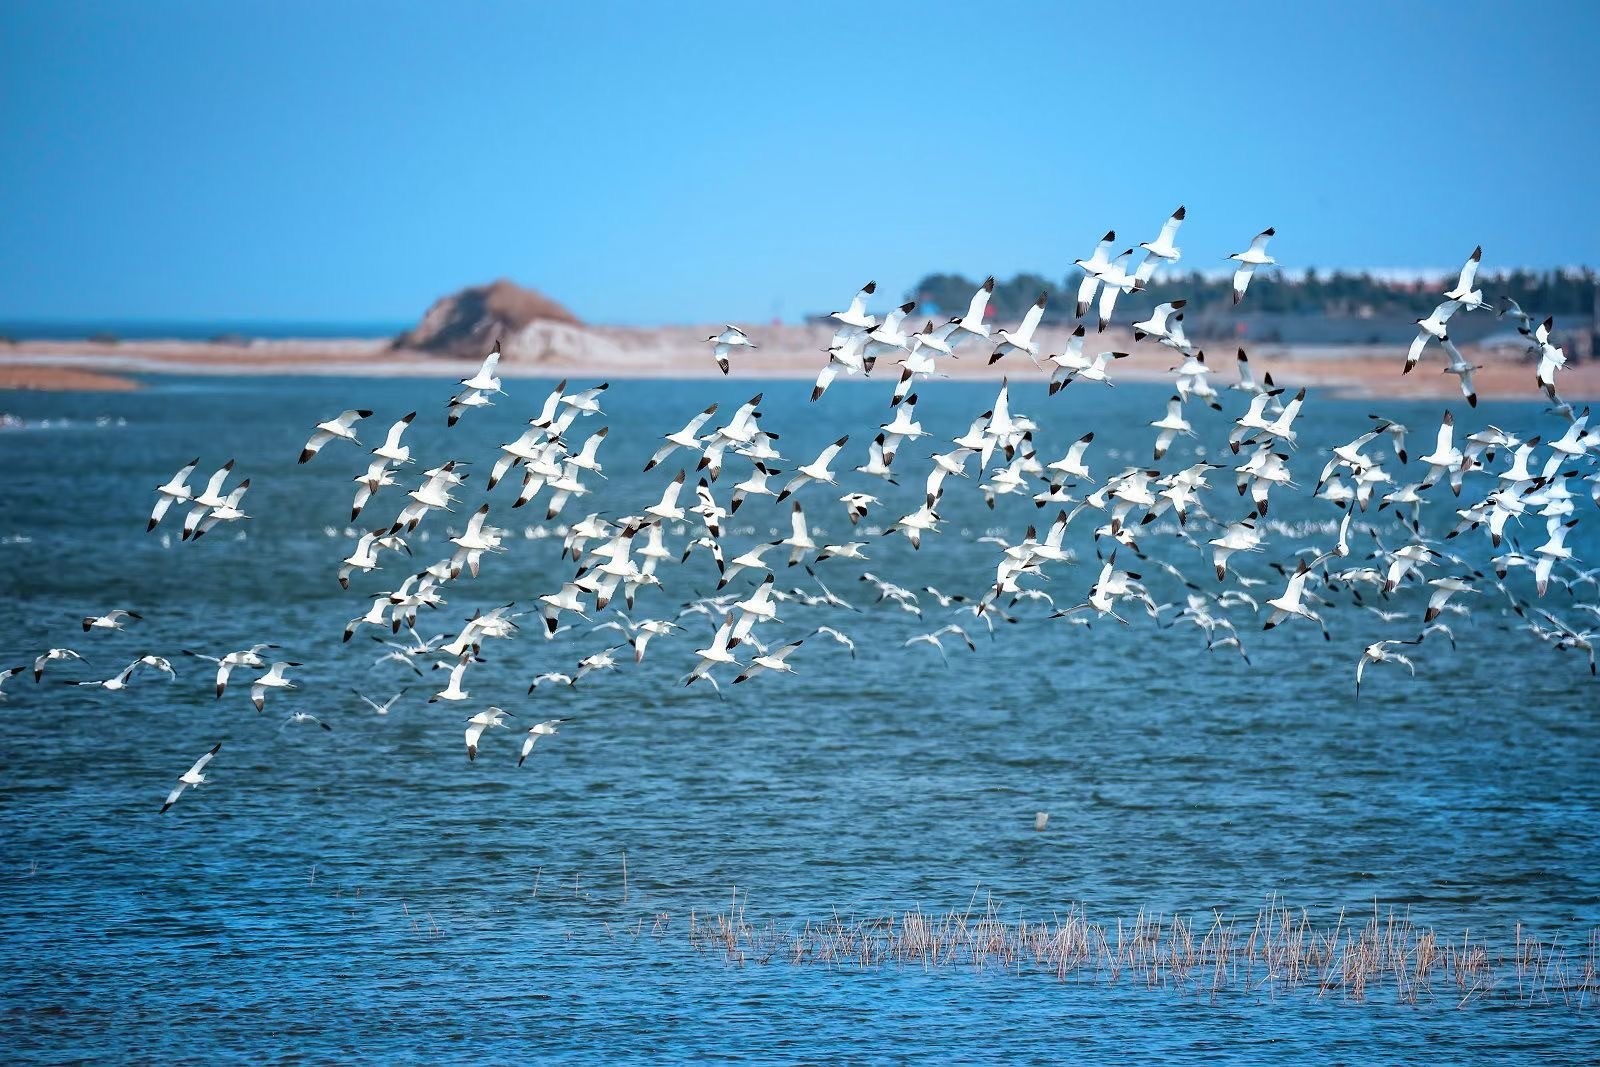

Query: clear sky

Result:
[1,0,1596,325]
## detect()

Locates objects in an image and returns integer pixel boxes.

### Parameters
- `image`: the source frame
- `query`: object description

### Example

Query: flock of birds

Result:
[3,209,1596,813]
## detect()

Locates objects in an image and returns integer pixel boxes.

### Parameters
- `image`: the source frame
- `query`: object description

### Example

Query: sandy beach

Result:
[1,324,1593,401]
[0,363,144,392]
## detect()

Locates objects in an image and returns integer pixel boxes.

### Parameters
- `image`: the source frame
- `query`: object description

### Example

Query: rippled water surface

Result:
[2,374,1598,1062]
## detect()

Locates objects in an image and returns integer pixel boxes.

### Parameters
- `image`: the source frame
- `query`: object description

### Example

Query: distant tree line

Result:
[908,268,1600,331]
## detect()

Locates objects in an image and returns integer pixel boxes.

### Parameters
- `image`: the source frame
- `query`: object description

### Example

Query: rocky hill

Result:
[392,279,586,360]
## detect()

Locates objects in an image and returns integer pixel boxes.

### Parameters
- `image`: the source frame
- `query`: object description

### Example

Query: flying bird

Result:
[706,326,756,375]
[300,409,373,464]
[160,743,222,814]
[1227,228,1277,306]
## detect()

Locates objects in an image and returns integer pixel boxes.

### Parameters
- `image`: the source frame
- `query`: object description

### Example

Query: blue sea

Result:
[1,372,1597,1063]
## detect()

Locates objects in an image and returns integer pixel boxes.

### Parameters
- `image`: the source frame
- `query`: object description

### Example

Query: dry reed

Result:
[683,893,1600,1009]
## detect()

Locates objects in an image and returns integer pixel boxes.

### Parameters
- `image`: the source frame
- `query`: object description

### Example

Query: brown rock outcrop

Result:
[394,279,582,359]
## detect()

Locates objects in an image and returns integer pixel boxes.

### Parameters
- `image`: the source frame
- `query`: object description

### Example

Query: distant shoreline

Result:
[1,330,1593,402]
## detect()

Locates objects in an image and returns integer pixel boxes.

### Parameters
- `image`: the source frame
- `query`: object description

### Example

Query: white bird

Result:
[1052,557,1142,625]
[300,409,373,464]
[351,459,400,522]
[460,341,505,394]
[1045,432,1095,488]
[1150,396,1193,461]
[67,658,142,691]
[1425,576,1478,622]
[371,411,417,466]
[813,333,868,403]
[249,661,302,712]
[32,647,83,682]
[777,436,849,501]
[839,491,880,526]
[352,688,407,715]
[878,395,926,464]
[717,540,779,589]
[775,501,819,568]
[135,654,177,680]
[1262,560,1324,632]
[446,386,494,427]
[430,655,474,704]
[829,280,878,333]
[148,458,199,532]
[731,463,780,513]
[903,625,976,666]
[527,378,570,432]
[82,609,141,633]
[1227,227,1277,306]
[706,325,756,375]
[816,532,869,562]
[192,479,251,539]
[990,292,1048,365]
[1442,245,1484,304]
[853,434,898,483]
[1094,249,1144,332]
[730,575,781,645]
[594,614,680,663]
[573,647,622,685]
[950,276,997,345]
[283,712,333,732]
[1134,205,1186,284]
[1534,519,1579,596]
[539,581,590,634]
[518,719,563,767]
[527,672,575,691]
[1499,298,1534,336]
[464,706,512,762]
[812,625,857,659]
[0,665,25,702]
[160,742,222,814]
[1418,411,1465,494]
[864,301,919,364]
[1132,301,1186,344]
[642,470,689,524]
[447,503,505,579]
[686,614,741,686]
[1073,230,1117,316]
[1533,317,1567,398]
[1228,390,1283,452]
[887,503,942,550]
[733,638,805,683]
[1404,299,1463,374]
[558,381,610,419]
[1439,340,1480,409]
[687,479,726,540]
[1355,640,1416,701]
[1048,343,1127,393]
[181,460,237,538]
[182,644,277,698]
[644,404,717,472]
[1205,522,1261,584]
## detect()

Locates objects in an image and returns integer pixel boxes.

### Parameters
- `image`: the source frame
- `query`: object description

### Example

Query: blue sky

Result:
[1,0,1596,325]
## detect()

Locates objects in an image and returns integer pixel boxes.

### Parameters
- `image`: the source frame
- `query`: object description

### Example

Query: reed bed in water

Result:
[685,893,1600,1008]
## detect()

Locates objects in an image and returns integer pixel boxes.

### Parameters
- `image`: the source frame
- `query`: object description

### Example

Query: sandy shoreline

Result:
[1,326,1593,401]
[0,363,144,392]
